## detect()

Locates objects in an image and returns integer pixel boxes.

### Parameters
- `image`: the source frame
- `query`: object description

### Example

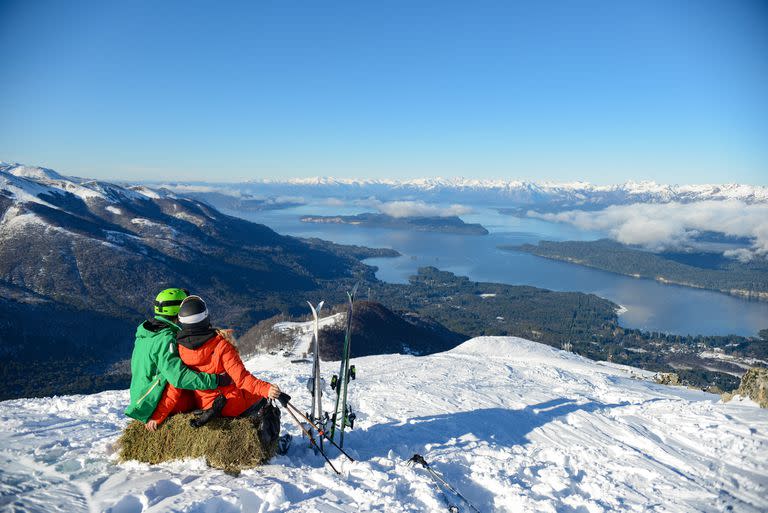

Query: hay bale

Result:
[117,413,277,472]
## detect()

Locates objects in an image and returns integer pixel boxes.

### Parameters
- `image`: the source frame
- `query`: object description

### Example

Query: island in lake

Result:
[301,213,489,235]
[502,239,768,301]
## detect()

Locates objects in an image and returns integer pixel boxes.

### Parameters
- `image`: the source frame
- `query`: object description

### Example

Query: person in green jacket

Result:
[124,288,231,431]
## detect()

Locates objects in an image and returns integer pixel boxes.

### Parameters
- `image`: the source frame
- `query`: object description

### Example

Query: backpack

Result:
[252,400,281,447]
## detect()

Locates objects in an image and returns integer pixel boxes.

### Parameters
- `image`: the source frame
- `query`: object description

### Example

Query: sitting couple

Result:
[124,288,281,431]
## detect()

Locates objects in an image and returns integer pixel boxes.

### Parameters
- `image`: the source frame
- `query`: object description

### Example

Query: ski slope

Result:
[273,312,343,358]
[0,337,766,512]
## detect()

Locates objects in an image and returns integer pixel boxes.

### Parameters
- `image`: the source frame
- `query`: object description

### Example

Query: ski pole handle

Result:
[278,392,292,408]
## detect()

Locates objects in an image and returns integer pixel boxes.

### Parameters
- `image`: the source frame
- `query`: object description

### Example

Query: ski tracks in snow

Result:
[0,336,766,512]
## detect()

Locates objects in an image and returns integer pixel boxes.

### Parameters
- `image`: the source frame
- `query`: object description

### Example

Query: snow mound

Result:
[0,336,766,512]
[449,335,575,359]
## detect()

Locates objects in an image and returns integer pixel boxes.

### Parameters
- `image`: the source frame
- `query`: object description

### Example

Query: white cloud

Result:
[530,200,768,261]
[267,195,305,205]
[162,184,238,195]
[358,199,472,218]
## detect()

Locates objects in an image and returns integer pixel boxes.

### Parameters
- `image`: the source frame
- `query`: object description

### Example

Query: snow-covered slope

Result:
[1,337,765,512]
[273,312,344,358]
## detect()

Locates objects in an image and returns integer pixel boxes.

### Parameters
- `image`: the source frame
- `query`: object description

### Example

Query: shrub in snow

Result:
[735,367,768,408]
[653,372,680,386]
[117,413,277,473]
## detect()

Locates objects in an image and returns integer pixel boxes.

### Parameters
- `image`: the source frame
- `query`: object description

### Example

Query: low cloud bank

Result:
[530,200,768,262]
[265,195,305,205]
[360,199,472,218]
[163,184,238,195]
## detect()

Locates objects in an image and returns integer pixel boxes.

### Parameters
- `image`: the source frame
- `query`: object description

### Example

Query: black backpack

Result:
[252,400,281,447]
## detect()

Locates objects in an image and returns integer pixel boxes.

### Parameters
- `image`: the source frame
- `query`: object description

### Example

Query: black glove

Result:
[190,395,227,428]
[277,392,291,408]
[216,372,233,387]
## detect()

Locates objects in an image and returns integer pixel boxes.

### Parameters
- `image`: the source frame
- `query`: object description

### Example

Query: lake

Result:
[228,203,768,337]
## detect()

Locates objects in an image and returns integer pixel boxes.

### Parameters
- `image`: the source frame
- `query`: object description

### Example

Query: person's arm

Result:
[157,339,219,390]
[220,342,274,398]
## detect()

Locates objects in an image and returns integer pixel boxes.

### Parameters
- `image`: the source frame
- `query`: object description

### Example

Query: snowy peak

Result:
[156,175,768,213]
[244,176,768,204]
[0,162,163,205]
[2,162,65,181]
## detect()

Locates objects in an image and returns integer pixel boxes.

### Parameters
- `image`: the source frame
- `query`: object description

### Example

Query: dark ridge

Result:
[319,301,466,360]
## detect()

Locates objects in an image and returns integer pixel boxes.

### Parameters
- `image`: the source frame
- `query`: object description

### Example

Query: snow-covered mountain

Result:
[0,162,373,398]
[248,177,768,201]
[1,337,765,512]
[242,176,768,204]
[0,160,371,325]
[154,174,768,213]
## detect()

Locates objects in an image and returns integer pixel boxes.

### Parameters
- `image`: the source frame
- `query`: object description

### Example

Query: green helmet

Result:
[154,288,189,317]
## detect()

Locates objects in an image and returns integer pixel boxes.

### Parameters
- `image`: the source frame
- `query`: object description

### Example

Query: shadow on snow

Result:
[343,398,631,511]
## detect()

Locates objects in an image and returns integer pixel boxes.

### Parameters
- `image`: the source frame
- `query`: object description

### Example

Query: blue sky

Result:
[1,1,766,184]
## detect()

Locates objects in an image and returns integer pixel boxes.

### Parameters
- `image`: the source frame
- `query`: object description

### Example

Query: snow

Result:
[131,218,159,227]
[0,211,64,241]
[106,206,122,215]
[4,164,64,181]
[1,336,766,512]
[0,171,62,209]
[246,177,768,203]
[0,164,159,207]
[129,186,161,199]
[273,313,344,357]
[698,351,768,371]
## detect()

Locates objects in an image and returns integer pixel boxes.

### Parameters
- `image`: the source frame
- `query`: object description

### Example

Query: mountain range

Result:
[158,176,768,209]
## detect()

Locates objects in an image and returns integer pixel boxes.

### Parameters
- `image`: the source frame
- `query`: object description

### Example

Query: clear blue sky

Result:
[1,0,766,184]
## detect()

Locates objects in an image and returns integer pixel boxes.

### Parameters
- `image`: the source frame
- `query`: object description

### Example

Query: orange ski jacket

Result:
[176,331,272,417]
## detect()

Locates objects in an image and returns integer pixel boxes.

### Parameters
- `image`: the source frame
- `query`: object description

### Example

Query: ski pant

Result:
[193,384,264,418]
[150,384,195,424]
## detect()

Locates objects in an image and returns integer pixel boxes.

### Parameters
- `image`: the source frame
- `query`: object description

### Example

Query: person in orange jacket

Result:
[150,295,282,424]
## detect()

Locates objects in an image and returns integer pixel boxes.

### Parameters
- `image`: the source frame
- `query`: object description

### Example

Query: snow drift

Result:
[0,336,766,512]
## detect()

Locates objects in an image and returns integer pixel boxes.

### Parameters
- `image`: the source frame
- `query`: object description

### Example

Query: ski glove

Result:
[216,372,233,387]
[190,395,227,428]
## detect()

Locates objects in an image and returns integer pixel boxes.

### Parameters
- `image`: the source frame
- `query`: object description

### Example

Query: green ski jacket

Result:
[124,316,218,422]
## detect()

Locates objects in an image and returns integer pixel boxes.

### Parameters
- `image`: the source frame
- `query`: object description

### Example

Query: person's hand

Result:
[145,420,158,432]
[217,372,233,387]
[268,384,281,399]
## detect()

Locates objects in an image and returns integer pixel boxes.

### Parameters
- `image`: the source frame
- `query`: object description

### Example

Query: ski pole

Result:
[286,402,356,462]
[281,398,341,475]
[278,393,355,462]
[408,454,481,513]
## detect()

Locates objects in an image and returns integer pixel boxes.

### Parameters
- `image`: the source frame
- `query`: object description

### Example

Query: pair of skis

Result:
[329,281,359,447]
[307,300,325,449]
[306,281,359,454]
